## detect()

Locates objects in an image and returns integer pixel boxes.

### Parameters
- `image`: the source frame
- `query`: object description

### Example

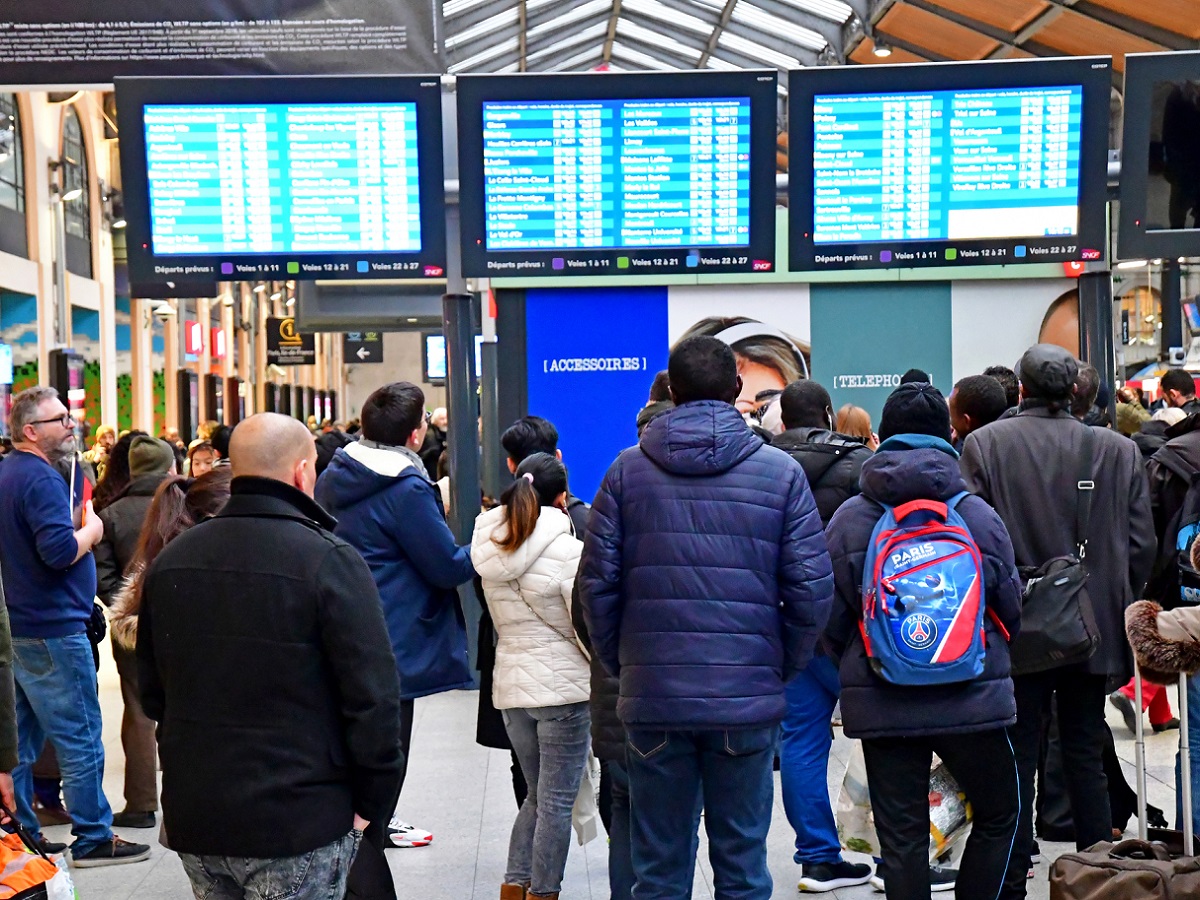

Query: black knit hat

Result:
[879,382,952,443]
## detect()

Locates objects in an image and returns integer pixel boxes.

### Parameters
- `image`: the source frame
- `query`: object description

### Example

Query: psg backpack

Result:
[860,492,993,686]
[1169,472,1200,609]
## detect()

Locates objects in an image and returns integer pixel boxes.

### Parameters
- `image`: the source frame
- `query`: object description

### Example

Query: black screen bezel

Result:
[115,75,447,283]
[456,70,779,278]
[1117,50,1200,261]
[787,56,1113,272]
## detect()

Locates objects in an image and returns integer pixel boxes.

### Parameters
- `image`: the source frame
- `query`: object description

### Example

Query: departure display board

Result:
[789,57,1111,271]
[458,71,778,277]
[117,76,447,283]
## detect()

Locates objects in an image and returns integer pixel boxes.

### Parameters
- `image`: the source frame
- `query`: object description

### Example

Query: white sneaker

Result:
[386,817,433,848]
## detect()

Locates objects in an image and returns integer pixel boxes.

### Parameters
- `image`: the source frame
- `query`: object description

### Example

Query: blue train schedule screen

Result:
[481,98,751,251]
[144,103,422,255]
[812,85,1082,245]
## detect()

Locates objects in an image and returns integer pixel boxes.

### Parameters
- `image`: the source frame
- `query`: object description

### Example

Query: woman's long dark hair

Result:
[493,452,568,554]
[92,430,148,512]
[124,469,232,616]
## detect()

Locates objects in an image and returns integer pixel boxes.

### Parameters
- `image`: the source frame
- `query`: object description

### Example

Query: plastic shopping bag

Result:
[836,740,973,863]
[571,748,601,846]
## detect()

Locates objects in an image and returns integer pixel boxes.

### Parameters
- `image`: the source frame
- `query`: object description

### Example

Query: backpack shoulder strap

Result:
[1076,425,1095,559]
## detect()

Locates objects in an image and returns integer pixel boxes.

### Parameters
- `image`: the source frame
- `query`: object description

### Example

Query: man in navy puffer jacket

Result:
[824,383,1023,900]
[580,336,833,900]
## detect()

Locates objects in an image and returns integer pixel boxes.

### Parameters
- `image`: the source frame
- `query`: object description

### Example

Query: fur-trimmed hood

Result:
[108,567,143,651]
[1125,600,1200,685]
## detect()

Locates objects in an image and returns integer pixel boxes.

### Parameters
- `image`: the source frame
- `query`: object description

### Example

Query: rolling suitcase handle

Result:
[1133,660,1194,856]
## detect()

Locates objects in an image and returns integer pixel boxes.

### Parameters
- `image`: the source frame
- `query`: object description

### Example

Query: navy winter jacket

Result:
[579,400,834,730]
[316,442,476,700]
[824,435,1023,740]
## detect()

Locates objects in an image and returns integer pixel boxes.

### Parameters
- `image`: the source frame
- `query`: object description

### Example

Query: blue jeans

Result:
[781,656,843,866]
[12,634,113,854]
[180,829,362,900]
[1177,672,1200,835]
[627,726,778,900]
[502,702,591,895]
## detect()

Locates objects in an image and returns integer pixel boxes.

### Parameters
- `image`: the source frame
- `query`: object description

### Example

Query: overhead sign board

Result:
[0,2,442,86]
[266,316,315,367]
[344,331,384,364]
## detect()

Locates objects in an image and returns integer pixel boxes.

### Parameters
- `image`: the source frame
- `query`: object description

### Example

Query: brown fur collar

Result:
[1125,600,1200,685]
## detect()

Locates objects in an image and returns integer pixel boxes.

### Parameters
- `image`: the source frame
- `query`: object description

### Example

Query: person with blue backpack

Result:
[824,382,1024,900]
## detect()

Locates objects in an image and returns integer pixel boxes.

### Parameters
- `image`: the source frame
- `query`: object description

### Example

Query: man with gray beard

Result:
[0,387,150,866]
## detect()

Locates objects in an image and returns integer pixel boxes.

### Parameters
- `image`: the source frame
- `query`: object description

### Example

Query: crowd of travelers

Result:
[0,336,1198,900]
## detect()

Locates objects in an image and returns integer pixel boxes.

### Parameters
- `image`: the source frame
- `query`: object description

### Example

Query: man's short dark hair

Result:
[361,382,426,447]
[1162,368,1196,399]
[983,366,1019,408]
[210,425,233,458]
[648,370,671,404]
[1072,363,1100,418]
[900,368,930,385]
[953,375,1008,430]
[668,336,738,405]
[779,380,833,431]
[501,416,559,464]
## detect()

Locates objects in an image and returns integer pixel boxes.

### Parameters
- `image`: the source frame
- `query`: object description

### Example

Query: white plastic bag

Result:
[571,748,601,846]
[836,740,973,862]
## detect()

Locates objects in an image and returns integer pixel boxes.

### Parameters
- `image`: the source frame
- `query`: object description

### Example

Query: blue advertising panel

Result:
[526,287,669,502]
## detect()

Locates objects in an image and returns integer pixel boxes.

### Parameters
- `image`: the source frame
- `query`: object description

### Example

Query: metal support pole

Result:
[480,338,501,502]
[1077,270,1117,423]
[1182,671,1194,856]
[52,199,68,347]
[1162,260,1184,359]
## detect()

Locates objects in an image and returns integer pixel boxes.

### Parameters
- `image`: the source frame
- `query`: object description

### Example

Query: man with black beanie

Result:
[960,345,1155,899]
[824,382,1023,899]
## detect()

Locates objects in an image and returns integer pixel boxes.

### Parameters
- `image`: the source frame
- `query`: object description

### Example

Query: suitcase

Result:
[1049,665,1200,898]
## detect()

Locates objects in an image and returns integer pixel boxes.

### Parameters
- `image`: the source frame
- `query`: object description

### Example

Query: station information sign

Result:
[788,57,1112,271]
[457,71,779,277]
[116,76,447,283]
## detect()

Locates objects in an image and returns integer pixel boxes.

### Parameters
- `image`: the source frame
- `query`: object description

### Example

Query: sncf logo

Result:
[891,544,936,568]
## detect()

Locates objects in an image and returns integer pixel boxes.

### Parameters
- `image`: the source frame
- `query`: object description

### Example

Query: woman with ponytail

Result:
[107,470,231,827]
[471,452,590,900]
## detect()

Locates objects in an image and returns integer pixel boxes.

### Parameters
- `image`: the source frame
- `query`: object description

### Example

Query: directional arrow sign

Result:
[344,331,384,364]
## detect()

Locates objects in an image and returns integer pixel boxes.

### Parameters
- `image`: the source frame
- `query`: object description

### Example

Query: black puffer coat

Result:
[772,428,873,527]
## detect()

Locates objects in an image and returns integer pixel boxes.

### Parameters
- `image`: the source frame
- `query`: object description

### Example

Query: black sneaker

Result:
[798,860,873,892]
[70,836,151,868]
[35,836,67,856]
[1031,840,1041,864]
[870,866,956,893]
[1153,718,1181,733]
[1109,691,1140,736]
[111,810,156,829]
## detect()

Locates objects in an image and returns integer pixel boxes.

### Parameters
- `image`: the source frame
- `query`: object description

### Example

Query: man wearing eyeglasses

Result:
[0,387,151,867]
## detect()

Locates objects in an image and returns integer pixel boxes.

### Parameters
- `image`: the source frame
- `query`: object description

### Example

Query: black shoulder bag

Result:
[1009,425,1101,676]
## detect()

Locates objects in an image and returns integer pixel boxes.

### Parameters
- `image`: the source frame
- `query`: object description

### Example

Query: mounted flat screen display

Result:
[423,333,483,383]
[116,75,447,284]
[1118,50,1200,260]
[789,56,1112,271]
[457,71,779,277]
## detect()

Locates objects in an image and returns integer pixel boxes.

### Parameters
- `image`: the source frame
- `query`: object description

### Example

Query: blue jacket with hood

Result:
[823,434,1023,739]
[579,400,834,730]
[316,441,475,700]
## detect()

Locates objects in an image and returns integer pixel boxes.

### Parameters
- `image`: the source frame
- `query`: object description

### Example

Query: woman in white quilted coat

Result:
[471,452,591,900]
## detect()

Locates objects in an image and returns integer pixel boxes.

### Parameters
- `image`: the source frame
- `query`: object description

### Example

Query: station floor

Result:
[66,639,1181,899]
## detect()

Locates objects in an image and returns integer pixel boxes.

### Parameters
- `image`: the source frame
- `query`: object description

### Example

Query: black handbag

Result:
[1009,425,1101,676]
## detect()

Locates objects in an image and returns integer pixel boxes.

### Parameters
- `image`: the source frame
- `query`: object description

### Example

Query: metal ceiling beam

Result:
[603,0,623,63]
[753,0,848,48]
[443,0,513,32]
[900,0,1031,58]
[518,0,528,71]
[527,32,609,70]
[697,0,741,68]
[720,20,821,66]
[1046,0,1195,49]
[615,30,701,67]
[840,0,896,60]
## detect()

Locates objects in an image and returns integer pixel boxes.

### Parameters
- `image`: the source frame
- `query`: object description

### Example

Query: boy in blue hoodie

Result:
[823,383,1023,900]
[316,382,476,870]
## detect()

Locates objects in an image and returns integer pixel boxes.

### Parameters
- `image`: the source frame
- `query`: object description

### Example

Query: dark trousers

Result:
[398,699,414,797]
[1002,669,1110,900]
[112,643,158,813]
[344,702,411,900]
[863,729,1019,900]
